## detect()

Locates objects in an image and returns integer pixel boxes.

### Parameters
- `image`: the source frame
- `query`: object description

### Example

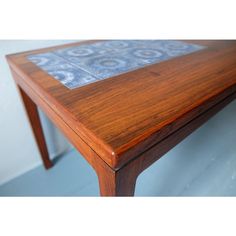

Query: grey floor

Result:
[0,149,100,196]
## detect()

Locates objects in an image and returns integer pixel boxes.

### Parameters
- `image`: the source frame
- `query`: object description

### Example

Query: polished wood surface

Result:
[6,40,236,196]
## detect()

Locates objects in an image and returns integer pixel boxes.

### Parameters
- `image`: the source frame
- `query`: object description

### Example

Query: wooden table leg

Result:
[17,85,53,169]
[95,162,138,196]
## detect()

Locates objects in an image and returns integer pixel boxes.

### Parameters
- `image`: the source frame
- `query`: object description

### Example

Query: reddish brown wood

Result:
[11,70,136,196]
[95,161,137,196]
[7,40,236,169]
[17,85,53,169]
[97,91,236,196]
[6,40,236,196]
[120,91,236,178]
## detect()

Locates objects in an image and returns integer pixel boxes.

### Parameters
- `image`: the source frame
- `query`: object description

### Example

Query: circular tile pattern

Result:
[103,41,130,49]
[51,71,75,83]
[132,49,163,58]
[67,47,94,57]
[93,57,128,69]
[30,56,50,66]
[164,41,189,50]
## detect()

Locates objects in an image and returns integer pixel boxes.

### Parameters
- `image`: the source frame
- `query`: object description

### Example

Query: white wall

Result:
[0,40,75,185]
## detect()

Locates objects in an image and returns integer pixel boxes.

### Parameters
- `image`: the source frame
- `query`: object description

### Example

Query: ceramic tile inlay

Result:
[28,40,205,89]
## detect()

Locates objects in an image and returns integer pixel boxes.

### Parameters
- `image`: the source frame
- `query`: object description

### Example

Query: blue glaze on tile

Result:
[27,40,205,89]
[28,53,97,89]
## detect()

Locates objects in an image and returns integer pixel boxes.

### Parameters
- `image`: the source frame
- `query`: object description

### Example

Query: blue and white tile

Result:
[92,40,133,50]
[55,40,204,73]
[54,40,161,62]
[70,53,141,79]
[54,42,120,60]
[45,65,98,89]
[123,47,169,66]
[55,45,98,59]
[155,40,205,57]
[28,52,64,68]
[28,40,206,89]
[28,52,98,89]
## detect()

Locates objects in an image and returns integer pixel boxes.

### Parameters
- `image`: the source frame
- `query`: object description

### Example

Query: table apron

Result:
[118,91,236,177]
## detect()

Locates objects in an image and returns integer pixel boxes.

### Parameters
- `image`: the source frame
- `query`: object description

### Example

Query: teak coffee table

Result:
[6,40,236,196]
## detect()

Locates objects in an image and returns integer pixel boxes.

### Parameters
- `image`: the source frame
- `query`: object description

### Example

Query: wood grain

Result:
[11,70,134,196]
[120,91,236,179]
[7,40,236,169]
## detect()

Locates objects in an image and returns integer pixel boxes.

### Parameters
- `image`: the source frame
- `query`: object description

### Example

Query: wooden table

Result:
[6,40,236,196]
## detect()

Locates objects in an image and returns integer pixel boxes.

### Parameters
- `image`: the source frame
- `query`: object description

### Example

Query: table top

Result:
[7,40,236,169]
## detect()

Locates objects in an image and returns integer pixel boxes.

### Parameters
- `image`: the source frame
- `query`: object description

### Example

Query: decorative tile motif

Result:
[28,40,205,89]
